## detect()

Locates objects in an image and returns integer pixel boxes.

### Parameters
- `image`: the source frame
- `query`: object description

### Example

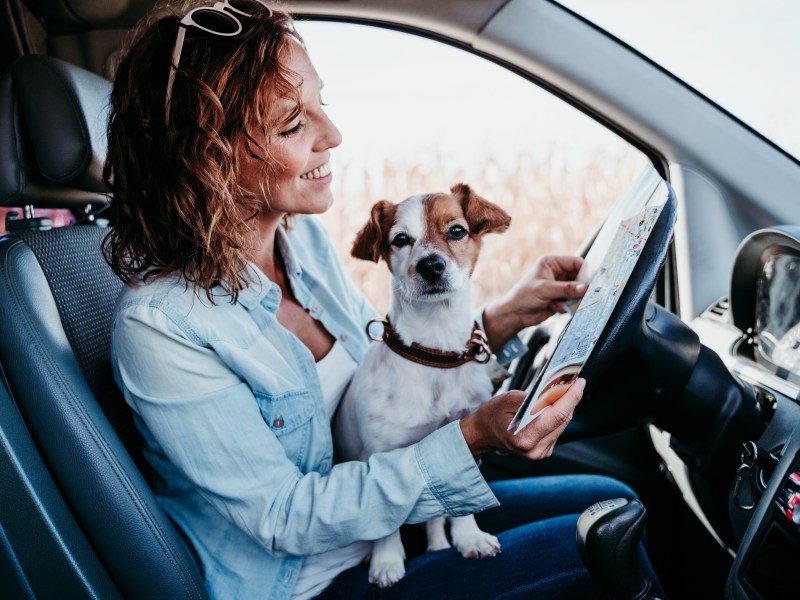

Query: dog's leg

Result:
[425,517,451,552]
[449,514,501,559]
[369,529,406,587]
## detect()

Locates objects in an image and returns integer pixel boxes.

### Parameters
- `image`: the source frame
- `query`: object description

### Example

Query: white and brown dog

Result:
[334,183,511,587]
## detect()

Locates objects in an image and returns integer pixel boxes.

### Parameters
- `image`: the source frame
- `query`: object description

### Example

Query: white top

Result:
[291,342,371,600]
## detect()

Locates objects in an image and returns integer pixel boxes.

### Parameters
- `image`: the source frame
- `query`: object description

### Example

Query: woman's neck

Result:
[249,212,285,281]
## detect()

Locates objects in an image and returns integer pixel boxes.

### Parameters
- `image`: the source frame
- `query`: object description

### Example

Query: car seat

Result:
[0,55,207,599]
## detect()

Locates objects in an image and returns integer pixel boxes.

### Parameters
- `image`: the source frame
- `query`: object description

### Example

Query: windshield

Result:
[559,0,800,161]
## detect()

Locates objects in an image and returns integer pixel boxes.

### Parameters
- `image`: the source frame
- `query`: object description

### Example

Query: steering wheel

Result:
[508,183,701,442]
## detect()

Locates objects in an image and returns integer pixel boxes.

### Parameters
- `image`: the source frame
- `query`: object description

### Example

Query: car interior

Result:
[1,1,799,599]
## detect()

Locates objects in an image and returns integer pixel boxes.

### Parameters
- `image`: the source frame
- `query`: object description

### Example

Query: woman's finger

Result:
[531,279,588,302]
[537,254,584,279]
[515,378,585,454]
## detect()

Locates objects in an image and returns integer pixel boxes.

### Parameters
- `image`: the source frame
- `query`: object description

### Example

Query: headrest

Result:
[0,55,111,208]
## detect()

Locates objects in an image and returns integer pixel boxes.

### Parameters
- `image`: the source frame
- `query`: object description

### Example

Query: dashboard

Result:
[684,226,800,600]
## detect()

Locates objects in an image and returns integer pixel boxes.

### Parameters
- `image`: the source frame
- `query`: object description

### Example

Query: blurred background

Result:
[299,18,646,311]
[4,1,797,314]
[295,0,799,311]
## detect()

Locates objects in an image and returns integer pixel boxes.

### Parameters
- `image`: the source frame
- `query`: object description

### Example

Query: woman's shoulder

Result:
[113,274,239,341]
[116,273,200,312]
[114,275,257,346]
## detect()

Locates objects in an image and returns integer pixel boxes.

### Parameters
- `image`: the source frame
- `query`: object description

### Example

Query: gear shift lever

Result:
[576,498,667,600]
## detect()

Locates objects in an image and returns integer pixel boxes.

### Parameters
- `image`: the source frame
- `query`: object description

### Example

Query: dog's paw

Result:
[453,530,501,559]
[369,557,406,588]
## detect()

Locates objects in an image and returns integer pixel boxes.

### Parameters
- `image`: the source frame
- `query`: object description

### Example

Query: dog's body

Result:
[334,184,511,587]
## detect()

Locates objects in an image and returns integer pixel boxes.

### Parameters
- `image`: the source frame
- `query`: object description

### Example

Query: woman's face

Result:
[239,41,342,218]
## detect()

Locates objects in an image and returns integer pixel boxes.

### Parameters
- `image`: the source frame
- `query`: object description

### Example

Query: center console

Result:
[727,434,800,600]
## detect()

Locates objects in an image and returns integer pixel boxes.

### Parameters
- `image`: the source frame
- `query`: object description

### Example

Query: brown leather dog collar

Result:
[366,317,491,368]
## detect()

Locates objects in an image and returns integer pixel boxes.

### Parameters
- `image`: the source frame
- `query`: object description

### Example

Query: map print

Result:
[510,167,669,433]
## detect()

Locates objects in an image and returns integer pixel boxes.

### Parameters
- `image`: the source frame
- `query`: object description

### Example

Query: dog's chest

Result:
[372,345,493,426]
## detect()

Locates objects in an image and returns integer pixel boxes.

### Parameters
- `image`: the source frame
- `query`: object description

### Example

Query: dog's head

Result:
[351,183,511,301]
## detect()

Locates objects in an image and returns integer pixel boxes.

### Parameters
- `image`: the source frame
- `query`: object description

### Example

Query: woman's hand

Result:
[482,255,588,351]
[459,379,585,460]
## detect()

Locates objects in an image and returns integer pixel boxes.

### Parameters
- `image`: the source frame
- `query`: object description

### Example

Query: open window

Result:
[296,21,649,311]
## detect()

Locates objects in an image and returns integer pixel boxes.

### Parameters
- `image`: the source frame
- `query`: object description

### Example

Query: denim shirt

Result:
[110,216,499,599]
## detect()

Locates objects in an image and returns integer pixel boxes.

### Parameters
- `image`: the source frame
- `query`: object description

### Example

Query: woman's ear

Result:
[351,200,396,262]
[452,183,511,236]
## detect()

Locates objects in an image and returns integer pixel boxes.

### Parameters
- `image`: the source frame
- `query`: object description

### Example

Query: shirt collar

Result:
[235,226,303,311]
[276,224,303,279]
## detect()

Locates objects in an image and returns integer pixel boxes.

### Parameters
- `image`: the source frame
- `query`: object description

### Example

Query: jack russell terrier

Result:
[334,183,512,587]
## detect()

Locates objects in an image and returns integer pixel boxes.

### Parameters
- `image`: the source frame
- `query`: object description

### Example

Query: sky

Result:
[294,0,800,171]
[562,0,800,158]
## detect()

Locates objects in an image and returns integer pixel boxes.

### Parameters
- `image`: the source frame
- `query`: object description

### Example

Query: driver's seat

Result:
[0,55,207,599]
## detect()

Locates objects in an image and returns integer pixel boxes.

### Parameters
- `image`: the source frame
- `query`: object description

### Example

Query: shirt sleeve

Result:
[112,303,498,557]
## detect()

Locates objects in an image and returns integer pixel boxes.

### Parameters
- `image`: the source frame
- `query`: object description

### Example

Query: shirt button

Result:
[273,417,284,429]
[311,305,320,313]
[339,333,349,342]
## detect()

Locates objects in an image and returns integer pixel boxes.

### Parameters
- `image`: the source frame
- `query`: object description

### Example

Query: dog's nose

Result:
[416,255,447,283]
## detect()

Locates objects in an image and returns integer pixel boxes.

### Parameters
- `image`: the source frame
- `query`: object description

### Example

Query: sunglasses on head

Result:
[164,0,273,126]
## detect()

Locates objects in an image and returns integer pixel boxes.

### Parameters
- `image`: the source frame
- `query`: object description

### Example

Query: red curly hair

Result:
[104,1,302,303]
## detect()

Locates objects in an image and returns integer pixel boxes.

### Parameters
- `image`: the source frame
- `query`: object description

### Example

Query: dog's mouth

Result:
[421,283,450,296]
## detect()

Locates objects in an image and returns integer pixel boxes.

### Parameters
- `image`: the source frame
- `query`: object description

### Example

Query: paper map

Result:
[509,166,669,433]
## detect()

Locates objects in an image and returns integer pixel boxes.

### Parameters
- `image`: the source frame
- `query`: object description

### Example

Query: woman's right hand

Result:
[459,378,585,460]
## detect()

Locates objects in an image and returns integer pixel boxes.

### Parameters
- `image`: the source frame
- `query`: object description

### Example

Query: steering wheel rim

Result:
[510,182,682,441]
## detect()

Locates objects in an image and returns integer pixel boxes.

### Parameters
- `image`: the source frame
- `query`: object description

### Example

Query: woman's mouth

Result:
[299,163,332,180]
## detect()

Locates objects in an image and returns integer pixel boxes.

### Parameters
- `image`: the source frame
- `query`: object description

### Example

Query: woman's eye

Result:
[279,121,305,137]
[391,233,410,248]
[448,225,468,240]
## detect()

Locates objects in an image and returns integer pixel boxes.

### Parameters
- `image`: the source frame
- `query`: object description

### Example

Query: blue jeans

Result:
[316,474,635,599]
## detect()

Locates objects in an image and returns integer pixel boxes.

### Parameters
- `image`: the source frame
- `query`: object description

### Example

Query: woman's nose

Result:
[319,111,342,150]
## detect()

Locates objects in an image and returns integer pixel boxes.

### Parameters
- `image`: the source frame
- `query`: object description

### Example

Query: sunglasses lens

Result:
[227,0,267,16]
[191,9,240,34]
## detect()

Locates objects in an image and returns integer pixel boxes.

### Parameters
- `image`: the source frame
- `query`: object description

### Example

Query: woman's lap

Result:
[317,474,633,599]
[477,473,636,533]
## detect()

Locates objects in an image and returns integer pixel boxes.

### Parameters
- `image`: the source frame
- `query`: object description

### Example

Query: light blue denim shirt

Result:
[110,216,499,599]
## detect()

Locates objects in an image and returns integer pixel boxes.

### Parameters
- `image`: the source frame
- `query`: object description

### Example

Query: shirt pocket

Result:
[253,390,315,468]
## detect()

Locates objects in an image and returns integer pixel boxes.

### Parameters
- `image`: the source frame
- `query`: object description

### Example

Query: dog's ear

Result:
[452,183,511,236]
[351,200,397,263]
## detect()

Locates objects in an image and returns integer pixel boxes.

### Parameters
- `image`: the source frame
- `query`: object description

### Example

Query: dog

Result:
[334,183,512,587]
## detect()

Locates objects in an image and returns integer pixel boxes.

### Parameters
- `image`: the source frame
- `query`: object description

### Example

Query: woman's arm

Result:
[482,255,588,351]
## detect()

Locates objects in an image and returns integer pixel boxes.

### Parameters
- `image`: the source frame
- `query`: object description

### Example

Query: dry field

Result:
[321,146,648,312]
[0,146,647,315]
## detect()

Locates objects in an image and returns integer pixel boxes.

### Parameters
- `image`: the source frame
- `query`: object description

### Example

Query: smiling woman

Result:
[98,3,651,599]
[6,1,800,599]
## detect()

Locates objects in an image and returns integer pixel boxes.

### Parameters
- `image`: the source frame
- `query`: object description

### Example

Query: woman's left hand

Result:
[482,255,588,351]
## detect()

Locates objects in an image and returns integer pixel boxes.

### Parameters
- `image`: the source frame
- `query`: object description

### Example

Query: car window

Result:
[296,21,649,311]
[559,0,800,161]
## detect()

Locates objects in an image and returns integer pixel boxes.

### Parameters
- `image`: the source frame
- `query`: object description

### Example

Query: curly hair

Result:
[103,0,302,303]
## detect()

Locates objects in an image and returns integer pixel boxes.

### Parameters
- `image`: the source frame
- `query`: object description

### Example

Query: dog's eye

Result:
[391,233,411,248]
[447,225,468,240]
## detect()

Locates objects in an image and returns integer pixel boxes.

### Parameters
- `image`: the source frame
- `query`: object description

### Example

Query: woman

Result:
[105,1,635,598]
